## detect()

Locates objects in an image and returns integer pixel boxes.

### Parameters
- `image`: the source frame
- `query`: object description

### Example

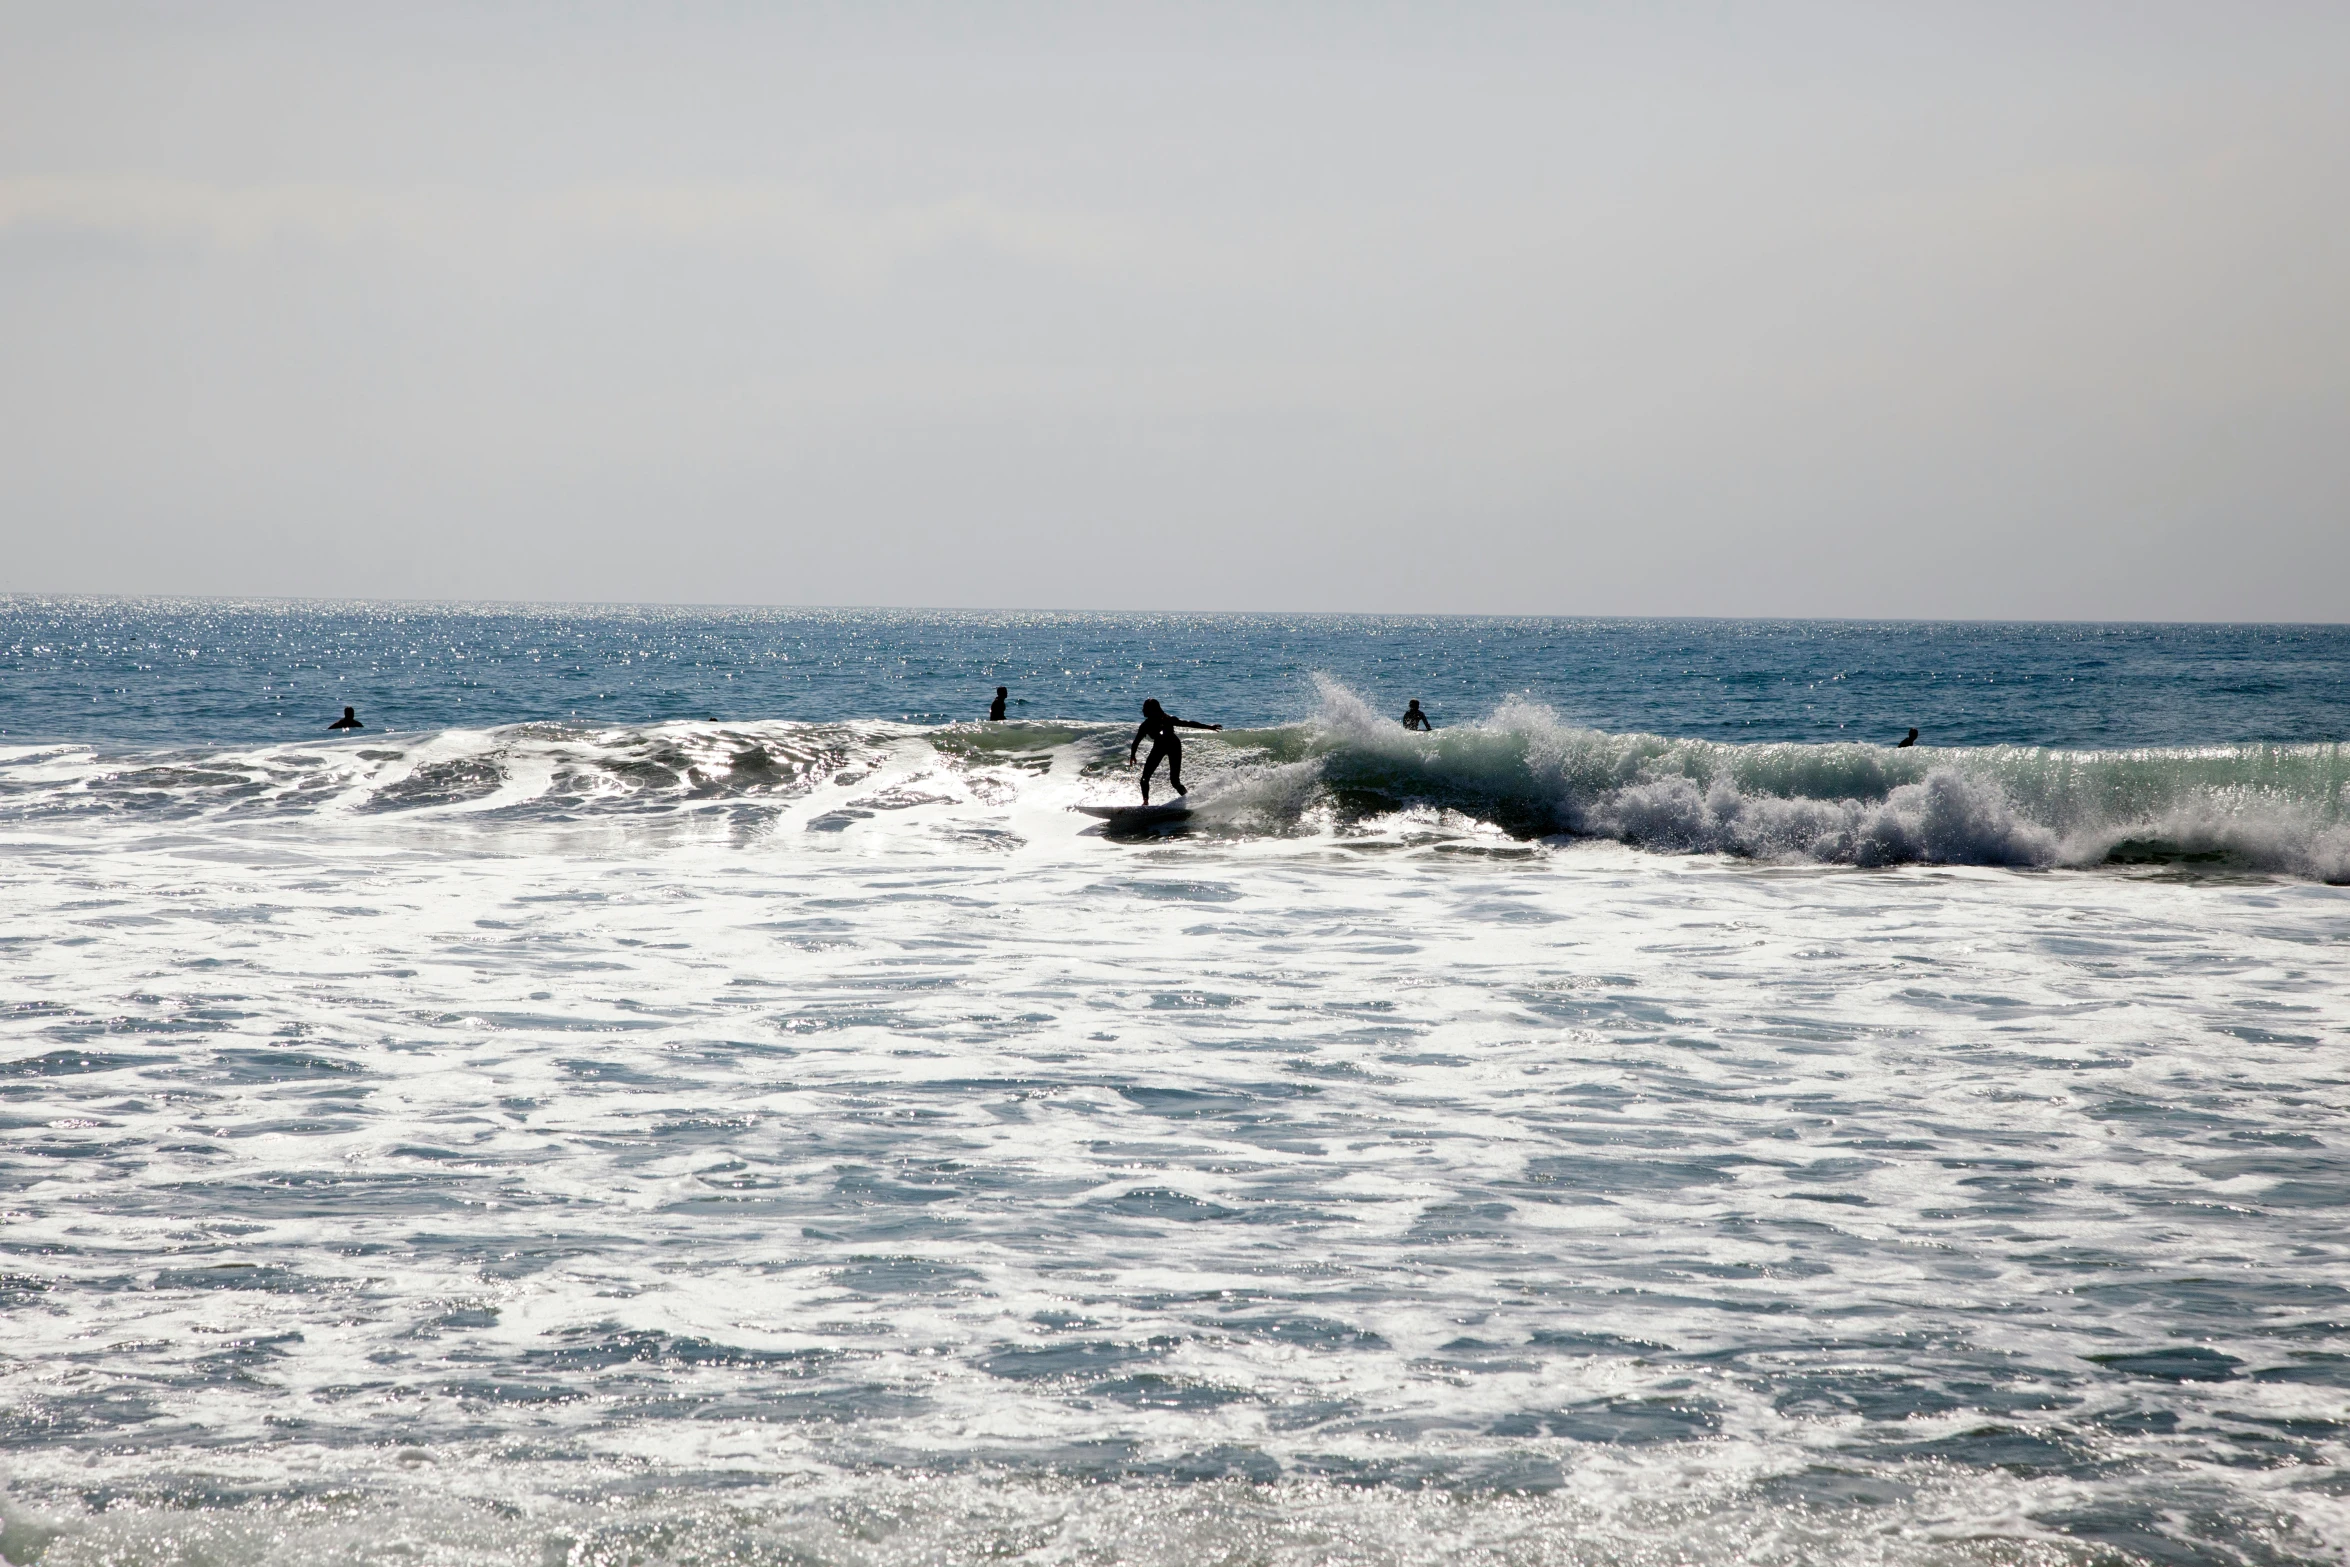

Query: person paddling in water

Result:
[1129,699,1220,805]
[328,706,363,731]
[1401,699,1432,731]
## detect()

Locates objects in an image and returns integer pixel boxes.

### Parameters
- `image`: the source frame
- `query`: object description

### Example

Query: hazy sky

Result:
[3,2,2345,618]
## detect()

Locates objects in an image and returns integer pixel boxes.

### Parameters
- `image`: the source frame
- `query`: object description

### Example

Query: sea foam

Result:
[1271,679,2350,880]
[3,686,2347,1566]
[2,686,2344,879]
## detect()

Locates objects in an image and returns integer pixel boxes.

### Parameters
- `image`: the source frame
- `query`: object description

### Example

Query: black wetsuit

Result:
[1131,709,1218,803]
[988,692,1007,721]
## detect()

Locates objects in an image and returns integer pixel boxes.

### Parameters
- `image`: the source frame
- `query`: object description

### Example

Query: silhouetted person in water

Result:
[988,686,1008,721]
[1896,728,1919,748]
[1402,700,1432,731]
[1129,698,1220,804]
[328,707,363,731]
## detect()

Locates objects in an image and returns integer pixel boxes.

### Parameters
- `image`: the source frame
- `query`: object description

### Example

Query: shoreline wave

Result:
[1256,679,2350,881]
[2,684,2345,880]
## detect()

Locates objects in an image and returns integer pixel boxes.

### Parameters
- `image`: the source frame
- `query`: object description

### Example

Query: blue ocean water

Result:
[4,596,2346,747]
[3,596,2348,1566]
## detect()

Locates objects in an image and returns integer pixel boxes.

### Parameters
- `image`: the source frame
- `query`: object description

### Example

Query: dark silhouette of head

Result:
[343,707,356,720]
[996,686,1007,698]
[1142,699,1165,717]
[1406,700,1423,712]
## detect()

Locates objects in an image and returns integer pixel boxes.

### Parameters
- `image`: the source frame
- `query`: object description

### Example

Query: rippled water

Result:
[2,605,2346,1566]
[6,598,2348,747]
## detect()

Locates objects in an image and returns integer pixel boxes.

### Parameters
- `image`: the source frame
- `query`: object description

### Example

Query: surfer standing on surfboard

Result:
[1129,699,1221,804]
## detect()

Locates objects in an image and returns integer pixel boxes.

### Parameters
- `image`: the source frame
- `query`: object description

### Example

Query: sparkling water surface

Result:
[1,600,2345,1566]
[5,597,2347,747]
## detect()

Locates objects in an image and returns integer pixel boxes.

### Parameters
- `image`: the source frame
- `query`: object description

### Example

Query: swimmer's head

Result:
[1142,699,1164,717]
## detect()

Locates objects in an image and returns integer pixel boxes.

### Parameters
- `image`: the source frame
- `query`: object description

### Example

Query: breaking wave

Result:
[1235,680,2350,881]
[2,683,2344,880]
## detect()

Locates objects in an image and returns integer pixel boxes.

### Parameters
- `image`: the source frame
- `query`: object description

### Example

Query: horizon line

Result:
[4,589,2344,631]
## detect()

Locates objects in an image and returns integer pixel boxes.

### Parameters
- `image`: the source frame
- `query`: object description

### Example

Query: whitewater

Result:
[6,678,2344,877]
[2,669,2347,1566]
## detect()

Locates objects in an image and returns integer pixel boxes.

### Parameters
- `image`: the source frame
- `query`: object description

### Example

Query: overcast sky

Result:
[3,2,2344,618]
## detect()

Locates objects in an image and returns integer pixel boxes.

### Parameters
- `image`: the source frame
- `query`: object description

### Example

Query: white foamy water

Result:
[2,712,2346,1566]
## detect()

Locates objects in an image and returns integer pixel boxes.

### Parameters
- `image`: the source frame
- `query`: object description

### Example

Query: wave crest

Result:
[1282,678,2349,879]
[3,692,2344,880]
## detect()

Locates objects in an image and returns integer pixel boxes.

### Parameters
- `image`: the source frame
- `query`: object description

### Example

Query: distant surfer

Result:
[1129,699,1221,804]
[328,706,363,731]
[1402,700,1432,731]
[988,686,1008,721]
[1896,728,1918,748]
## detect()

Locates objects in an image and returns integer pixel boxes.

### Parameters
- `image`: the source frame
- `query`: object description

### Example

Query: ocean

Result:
[2,598,2346,1566]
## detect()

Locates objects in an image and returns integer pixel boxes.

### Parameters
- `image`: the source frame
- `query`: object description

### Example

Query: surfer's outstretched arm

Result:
[1129,721,1150,763]
[1173,718,1221,731]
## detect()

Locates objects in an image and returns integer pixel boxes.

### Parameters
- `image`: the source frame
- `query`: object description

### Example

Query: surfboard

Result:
[1075,802,1192,827]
